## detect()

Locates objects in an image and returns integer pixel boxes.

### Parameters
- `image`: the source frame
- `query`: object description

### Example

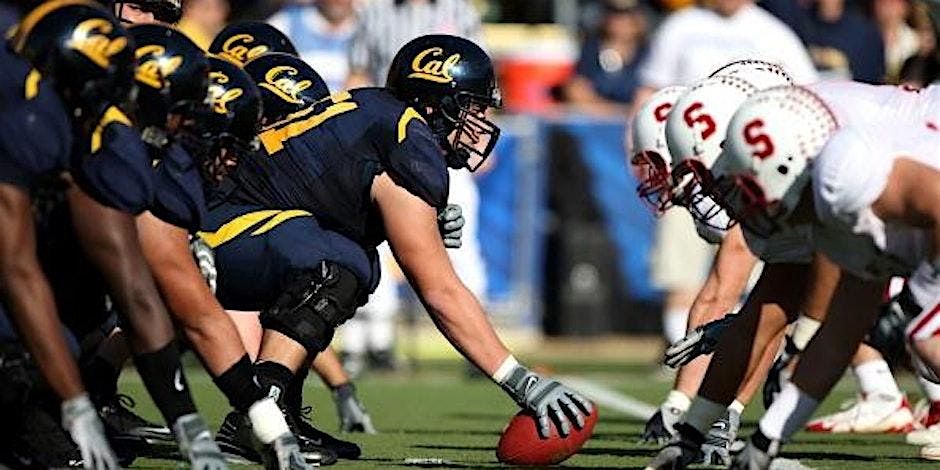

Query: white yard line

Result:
[558,375,658,420]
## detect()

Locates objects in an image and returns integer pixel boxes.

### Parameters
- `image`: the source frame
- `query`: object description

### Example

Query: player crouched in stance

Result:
[200,34,593,458]
[706,87,940,467]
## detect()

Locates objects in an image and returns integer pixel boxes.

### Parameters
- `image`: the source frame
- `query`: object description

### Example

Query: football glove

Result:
[263,433,312,470]
[762,335,800,409]
[866,287,920,365]
[190,236,218,294]
[499,363,593,439]
[664,313,739,368]
[61,394,119,470]
[437,204,465,249]
[332,383,377,434]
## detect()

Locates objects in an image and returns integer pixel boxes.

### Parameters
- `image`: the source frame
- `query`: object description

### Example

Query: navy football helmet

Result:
[199,55,262,183]
[386,34,501,171]
[243,52,329,126]
[209,21,298,66]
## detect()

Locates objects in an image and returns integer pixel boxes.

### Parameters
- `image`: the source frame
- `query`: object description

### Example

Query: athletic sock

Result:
[854,359,901,398]
[132,340,197,425]
[758,382,819,441]
[284,365,310,415]
[663,390,692,413]
[255,361,295,407]
[81,356,120,403]
[790,315,821,350]
[684,397,727,435]
[663,308,688,345]
[212,355,265,412]
[728,399,745,415]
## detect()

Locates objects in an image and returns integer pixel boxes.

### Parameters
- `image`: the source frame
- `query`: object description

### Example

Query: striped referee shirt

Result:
[349,0,482,86]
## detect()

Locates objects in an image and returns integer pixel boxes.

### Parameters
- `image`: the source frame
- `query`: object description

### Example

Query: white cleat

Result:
[921,442,940,460]
[908,423,940,446]
[805,393,913,434]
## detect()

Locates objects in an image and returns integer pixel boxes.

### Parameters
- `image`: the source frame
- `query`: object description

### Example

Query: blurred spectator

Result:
[268,0,358,92]
[631,0,816,376]
[345,0,482,88]
[873,0,920,81]
[762,0,885,82]
[564,0,649,115]
[340,0,488,373]
[178,0,230,49]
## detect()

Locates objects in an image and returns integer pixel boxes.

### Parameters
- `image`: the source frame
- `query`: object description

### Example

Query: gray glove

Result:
[263,433,311,470]
[190,236,218,293]
[61,394,119,470]
[172,413,228,470]
[333,383,377,434]
[437,204,465,249]
[499,364,593,439]
[664,313,739,368]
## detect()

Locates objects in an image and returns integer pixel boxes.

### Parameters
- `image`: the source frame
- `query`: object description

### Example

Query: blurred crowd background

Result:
[173,0,940,367]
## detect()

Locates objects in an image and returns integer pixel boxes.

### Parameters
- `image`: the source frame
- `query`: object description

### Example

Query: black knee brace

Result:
[261,261,361,356]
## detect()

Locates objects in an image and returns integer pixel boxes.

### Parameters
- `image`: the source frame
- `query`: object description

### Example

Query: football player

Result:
[706,85,940,467]
[208,21,380,437]
[200,34,593,457]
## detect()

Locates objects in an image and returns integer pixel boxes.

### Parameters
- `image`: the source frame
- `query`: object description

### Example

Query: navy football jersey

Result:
[0,46,71,189]
[72,117,154,215]
[150,142,206,232]
[231,88,449,248]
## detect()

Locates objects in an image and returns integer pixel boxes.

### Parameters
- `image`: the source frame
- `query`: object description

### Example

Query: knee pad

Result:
[261,261,362,356]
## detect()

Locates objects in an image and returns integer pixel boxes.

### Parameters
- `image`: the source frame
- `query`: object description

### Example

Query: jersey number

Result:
[743,119,774,159]
[683,102,716,140]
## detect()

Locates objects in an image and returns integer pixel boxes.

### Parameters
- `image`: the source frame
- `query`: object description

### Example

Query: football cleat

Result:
[643,424,704,470]
[98,394,173,444]
[216,411,338,466]
[295,406,362,459]
[806,393,913,434]
[908,423,940,446]
[729,438,775,470]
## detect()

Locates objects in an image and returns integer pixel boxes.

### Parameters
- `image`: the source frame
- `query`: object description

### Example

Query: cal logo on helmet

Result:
[67,18,127,69]
[209,70,244,114]
[408,47,461,84]
[221,34,268,65]
[135,44,183,89]
[259,66,311,104]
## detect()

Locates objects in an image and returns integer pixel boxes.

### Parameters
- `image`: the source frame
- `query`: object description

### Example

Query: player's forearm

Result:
[1,261,85,399]
[421,283,511,376]
[688,234,757,328]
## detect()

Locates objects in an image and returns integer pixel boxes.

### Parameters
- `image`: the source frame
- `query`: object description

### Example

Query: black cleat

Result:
[217,411,338,466]
[99,394,173,444]
[295,406,361,459]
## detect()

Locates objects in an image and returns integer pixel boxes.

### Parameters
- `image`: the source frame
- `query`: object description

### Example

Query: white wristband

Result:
[247,397,291,444]
[491,355,519,383]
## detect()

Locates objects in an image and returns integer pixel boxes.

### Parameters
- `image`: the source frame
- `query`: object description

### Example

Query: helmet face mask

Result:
[631,150,672,213]
[440,92,500,171]
[112,0,182,24]
[629,86,687,215]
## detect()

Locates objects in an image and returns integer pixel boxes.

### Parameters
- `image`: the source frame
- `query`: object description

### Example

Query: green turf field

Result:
[121,358,938,469]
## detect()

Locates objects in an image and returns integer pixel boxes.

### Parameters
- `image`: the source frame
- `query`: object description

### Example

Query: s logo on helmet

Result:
[135,45,183,89]
[221,34,267,64]
[209,71,243,114]
[259,66,310,104]
[67,18,127,69]
[408,47,461,84]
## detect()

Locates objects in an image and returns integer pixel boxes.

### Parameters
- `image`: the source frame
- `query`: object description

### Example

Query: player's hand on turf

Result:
[173,414,229,470]
[867,287,920,364]
[499,364,593,439]
[333,383,377,434]
[664,313,739,368]
[189,236,218,293]
[437,204,465,249]
[264,433,312,470]
[61,394,120,470]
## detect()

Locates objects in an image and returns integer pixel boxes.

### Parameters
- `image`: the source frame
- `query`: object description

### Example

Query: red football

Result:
[496,406,598,465]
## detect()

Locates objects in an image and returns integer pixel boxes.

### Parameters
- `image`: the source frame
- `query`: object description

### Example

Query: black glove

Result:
[865,287,920,365]
[664,313,739,368]
[762,335,800,409]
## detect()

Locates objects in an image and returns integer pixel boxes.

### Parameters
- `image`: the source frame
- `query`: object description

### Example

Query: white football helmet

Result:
[709,59,794,90]
[628,86,688,213]
[665,73,789,211]
[711,86,838,237]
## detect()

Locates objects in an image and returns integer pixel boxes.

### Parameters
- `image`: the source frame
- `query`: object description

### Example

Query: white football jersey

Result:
[808,81,940,129]
[813,123,940,280]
